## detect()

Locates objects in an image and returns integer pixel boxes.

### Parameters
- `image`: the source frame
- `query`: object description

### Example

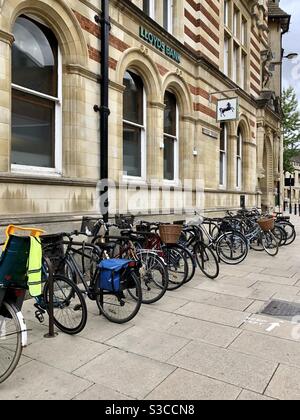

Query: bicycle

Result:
[48,232,143,324]
[0,224,87,384]
[192,213,249,266]
[134,221,191,291]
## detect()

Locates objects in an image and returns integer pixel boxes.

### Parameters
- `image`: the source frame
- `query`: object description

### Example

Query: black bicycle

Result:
[47,232,143,324]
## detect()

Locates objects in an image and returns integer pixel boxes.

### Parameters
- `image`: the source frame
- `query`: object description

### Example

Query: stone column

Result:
[108,81,125,183]
[147,101,165,181]
[227,122,237,190]
[181,115,196,180]
[273,131,280,181]
[0,30,14,173]
[256,122,265,181]
[173,0,185,44]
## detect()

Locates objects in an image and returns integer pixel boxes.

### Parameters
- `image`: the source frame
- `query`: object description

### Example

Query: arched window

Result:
[236,127,243,188]
[11,15,61,170]
[163,91,178,181]
[123,70,146,178]
[219,123,227,187]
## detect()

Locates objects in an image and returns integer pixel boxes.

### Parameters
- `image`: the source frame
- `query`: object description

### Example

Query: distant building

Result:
[284,155,300,208]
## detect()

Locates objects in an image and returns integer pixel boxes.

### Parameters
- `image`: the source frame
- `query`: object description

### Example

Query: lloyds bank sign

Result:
[139,27,181,64]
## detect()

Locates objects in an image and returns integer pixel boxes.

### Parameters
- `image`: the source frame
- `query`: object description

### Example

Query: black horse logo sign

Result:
[219,102,235,118]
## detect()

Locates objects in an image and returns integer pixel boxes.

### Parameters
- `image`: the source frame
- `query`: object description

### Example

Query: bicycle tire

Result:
[272,225,287,247]
[162,245,189,291]
[43,275,88,335]
[96,269,142,324]
[216,231,248,265]
[278,221,296,246]
[0,302,23,384]
[182,247,197,284]
[262,231,279,257]
[136,251,169,304]
[194,241,219,279]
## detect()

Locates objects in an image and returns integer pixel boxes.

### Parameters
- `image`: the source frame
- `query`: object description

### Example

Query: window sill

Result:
[162,180,181,188]
[11,165,62,178]
[122,175,148,186]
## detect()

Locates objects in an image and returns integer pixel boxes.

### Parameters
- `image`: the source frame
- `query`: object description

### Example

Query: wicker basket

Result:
[159,224,182,244]
[257,217,275,232]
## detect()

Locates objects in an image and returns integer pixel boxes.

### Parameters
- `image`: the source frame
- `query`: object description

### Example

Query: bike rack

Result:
[43,257,57,339]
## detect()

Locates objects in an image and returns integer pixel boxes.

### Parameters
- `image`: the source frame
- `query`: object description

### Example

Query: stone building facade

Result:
[284,156,300,208]
[0,0,290,225]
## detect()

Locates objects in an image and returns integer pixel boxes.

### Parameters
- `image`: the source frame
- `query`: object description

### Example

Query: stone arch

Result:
[162,72,193,116]
[115,47,162,102]
[237,114,251,142]
[2,0,88,66]
[236,115,252,191]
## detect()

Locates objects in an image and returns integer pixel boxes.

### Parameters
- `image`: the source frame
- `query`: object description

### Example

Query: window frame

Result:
[143,0,156,20]
[236,128,243,189]
[163,0,173,34]
[219,123,228,189]
[224,35,230,77]
[224,0,230,28]
[122,70,147,182]
[163,92,179,184]
[11,16,62,176]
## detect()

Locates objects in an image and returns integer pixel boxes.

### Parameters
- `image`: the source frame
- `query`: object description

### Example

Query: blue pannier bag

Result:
[99,259,133,292]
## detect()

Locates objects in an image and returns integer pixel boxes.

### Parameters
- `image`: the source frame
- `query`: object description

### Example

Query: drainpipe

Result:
[94,0,110,223]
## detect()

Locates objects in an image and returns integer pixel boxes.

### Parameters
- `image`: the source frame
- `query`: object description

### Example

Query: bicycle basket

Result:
[159,224,182,244]
[0,235,30,289]
[257,217,275,232]
[98,259,134,292]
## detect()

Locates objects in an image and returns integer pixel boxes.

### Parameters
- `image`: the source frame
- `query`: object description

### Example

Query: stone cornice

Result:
[148,101,165,110]
[109,80,125,93]
[66,64,100,83]
[0,174,97,187]
[0,29,14,46]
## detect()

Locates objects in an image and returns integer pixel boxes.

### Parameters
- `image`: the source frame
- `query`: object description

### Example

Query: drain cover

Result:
[261,300,300,320]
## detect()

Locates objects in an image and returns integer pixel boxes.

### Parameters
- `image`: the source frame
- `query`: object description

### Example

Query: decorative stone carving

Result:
[140,45,149,55]
[261,49,273,89]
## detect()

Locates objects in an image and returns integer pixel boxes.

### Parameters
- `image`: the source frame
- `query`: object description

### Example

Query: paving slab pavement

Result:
[1,215,300,400]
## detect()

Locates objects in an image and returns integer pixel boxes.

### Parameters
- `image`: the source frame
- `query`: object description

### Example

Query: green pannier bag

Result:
[0,235,43,297]
[0,235,30,289]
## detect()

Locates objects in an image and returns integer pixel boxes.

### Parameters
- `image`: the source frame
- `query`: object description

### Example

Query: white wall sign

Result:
[217,98,239,122]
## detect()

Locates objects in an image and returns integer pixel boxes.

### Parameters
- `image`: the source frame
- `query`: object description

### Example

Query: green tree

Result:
[282,87,300,173]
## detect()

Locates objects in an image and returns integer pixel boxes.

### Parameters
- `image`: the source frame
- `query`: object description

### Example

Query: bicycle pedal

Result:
[73,304,82,312]
[35,310,45,323]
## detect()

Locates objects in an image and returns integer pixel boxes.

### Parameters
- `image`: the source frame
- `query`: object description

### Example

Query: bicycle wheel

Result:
[136,251,169,304]
[162,245,188,291]
[249,232,265,251]
[43,275,87,335]
[279,222,296,246]
[262,231,279,257]
[194,241,219,279]
[96,270,142,324]
[0,302,23,384]
[182,248,196,284]
[272,225,287,247]
[216,231,248,265]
